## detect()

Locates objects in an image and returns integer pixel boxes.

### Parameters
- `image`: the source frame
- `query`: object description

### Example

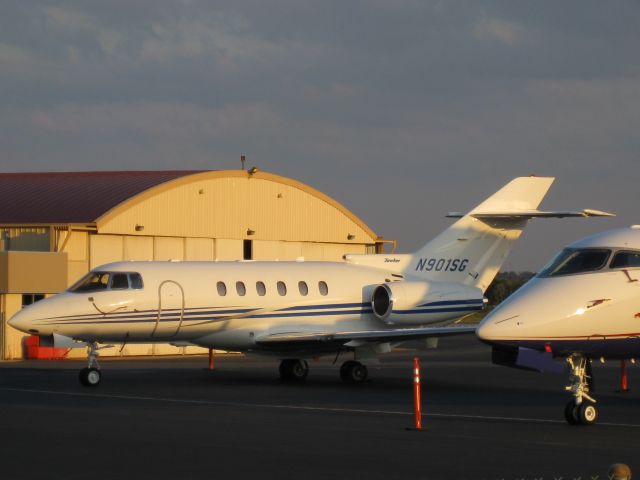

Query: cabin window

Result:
[217,281,227,296]
[319,281,329,296]
[236,281,247,296]
[69,272,111,292]
[277,281,287,296]
[610,251,640,269]
[539,248,611,277]
[298,281,309,296]
[110,273,129,290]
[129,273,143,289]
[256,281,266,296]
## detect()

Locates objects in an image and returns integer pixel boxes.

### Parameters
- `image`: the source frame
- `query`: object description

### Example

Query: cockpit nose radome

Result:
[8,306,36,333]
[8,298,58,335]
[476,315,506,342]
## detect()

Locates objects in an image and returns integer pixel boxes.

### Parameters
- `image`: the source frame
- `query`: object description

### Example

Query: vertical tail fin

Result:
[407,177,554,292]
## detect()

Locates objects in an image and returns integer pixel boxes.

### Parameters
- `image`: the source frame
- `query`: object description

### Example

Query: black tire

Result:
[290,360,308,381]
[340,361,368,384]
[279,359,308,382]
[79,367,101,387]
[564,400,579,425]
[279,360,292,380]
[340,361,357,382]
[577,401,598,425]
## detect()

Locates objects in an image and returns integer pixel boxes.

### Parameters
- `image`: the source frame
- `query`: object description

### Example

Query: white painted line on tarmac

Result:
[2,386,640,428]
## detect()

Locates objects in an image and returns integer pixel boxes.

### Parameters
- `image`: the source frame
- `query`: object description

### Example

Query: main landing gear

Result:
[79,342,102,387]
[278,358,369,384]
[564,354,597,426]
[279,359,309,382]
[340,360,368,384]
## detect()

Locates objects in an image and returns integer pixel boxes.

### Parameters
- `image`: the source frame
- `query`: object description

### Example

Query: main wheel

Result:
[79,367,101,387]
[279,359,308,382]
[577,401,598,425]
[564,400,579,425]
[340,361,368,384]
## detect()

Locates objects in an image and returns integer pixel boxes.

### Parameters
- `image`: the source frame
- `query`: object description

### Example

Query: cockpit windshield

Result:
[538,248,611,277]
[69,272,144,292]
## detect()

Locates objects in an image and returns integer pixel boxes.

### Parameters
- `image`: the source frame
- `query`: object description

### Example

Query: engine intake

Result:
[371,280,484,326]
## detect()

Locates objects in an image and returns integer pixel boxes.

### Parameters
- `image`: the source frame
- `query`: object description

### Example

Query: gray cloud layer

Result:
[1,1,638,269]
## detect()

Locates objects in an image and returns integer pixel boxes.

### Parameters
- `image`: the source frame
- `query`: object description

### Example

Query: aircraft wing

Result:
[255,325,476,347]
[446,209,615,219]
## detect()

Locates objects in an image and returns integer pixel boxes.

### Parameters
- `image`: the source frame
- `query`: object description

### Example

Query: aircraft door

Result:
[152,280,185,338]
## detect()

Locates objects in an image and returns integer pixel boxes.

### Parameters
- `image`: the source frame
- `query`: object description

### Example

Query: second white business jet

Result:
[9,176,611,387]
[478,227,639,426]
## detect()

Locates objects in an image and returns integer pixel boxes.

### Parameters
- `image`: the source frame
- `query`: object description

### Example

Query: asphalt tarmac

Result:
[0,336,638,480]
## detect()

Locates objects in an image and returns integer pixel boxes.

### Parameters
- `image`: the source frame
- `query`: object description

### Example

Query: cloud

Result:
[0,1,639,268]
[472,15,532,46]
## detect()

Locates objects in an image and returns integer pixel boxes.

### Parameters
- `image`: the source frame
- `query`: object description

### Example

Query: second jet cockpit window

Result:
[610,251,640,269]
[539,249,611,277]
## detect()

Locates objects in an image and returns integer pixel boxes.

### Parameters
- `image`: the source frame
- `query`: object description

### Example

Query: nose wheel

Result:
[79,367,102,386]
[564,354,598,425]
[79,342,102,387]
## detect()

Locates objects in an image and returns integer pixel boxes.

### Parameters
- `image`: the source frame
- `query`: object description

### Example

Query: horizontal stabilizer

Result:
[446,209,615,219]
[255,325,476,346]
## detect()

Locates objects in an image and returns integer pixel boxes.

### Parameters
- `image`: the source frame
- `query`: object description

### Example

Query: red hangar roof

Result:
[0,171,205,224]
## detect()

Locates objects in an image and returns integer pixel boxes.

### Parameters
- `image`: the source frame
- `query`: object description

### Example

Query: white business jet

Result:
[477,227,640,426]
[9,177,610,387]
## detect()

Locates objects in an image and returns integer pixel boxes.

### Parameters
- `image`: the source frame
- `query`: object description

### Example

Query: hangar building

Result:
[0,169,386,360]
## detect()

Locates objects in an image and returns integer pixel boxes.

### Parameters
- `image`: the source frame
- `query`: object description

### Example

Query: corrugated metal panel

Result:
[153,237,184,261]
[185,238,215,260]
[0,171,204,224]
[99,176,376,245]
[123,236,153,261]
[89,235,123,269]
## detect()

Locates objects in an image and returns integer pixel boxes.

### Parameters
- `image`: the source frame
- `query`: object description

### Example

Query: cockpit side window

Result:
[129,273,143,289]
[539,248,611,277]
[610,251,640,269]
[110,273,129,290]
[70,271,144,292]
[70,272,111,292]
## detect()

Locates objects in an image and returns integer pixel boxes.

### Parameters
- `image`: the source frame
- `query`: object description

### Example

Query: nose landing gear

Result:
[79,342,102,387]
[564,354,597,425]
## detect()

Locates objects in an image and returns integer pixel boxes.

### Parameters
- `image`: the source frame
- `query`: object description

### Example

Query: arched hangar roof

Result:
[0,170,379,244]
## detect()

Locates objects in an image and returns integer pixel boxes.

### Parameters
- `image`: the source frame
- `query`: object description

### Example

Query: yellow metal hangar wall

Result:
[0,169,386,360]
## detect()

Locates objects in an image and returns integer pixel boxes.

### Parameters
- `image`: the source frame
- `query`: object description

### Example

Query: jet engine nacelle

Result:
[371,280,484,326]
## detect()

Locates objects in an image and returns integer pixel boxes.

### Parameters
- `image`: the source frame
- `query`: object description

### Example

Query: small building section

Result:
[0,170,385,360]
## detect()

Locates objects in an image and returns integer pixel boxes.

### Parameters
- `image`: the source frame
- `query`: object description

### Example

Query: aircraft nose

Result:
[476,315,514,342]
[8,308,35,334]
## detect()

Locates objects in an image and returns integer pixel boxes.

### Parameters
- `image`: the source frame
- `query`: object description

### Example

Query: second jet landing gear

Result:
[564,354,597,425]
[79,342,102,387]
[340,360,368,384]
[279,359,309,382]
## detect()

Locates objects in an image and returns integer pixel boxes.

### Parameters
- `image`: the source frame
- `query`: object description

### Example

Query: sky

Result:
[1,1,638,270]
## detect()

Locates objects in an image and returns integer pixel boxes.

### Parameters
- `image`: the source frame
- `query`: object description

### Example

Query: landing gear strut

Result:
[564,354,597,425]
[79,342,102,387]
[279,359,309,382]
[340,360,368,384]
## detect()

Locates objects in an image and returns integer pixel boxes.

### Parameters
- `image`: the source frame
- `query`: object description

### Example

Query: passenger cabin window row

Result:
[215,280,329,297]
[70,272,144,292]
[539,248,640,277]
